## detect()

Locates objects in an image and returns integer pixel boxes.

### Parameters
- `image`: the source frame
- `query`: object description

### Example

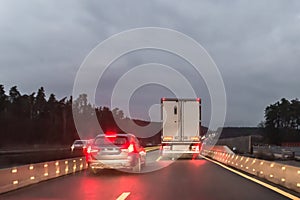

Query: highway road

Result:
[0,150,295,200]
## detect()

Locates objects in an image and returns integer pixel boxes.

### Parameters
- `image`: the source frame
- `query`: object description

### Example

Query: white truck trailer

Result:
[160,98,202,158]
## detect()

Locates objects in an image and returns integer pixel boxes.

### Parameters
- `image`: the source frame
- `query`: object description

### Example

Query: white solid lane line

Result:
[116,192,131,200]
[156,156,162,162]
[200,155,299,200]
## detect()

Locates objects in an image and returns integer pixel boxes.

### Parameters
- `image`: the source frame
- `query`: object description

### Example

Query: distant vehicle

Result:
[160,98,202,159]
[281,149,295,160]
[145,142,153,147]
[71,140,88,152]
[85,133,146,174]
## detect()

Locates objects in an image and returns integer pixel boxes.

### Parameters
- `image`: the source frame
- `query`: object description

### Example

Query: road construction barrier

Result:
[0,157,87,194]
[0,146,159,194]
[202,148,300,193]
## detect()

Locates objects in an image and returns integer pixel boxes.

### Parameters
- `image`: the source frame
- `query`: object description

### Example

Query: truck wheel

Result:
[132,157,141,173]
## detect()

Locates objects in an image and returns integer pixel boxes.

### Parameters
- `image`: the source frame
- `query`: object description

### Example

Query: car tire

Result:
[141,157,146,168]
[132,157,141,173]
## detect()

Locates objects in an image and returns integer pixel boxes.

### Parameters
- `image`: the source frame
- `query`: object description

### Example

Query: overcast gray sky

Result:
[1,0,300,127]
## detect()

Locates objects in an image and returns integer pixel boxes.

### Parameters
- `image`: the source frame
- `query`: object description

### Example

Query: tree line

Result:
[0,85,127,147]
[262,98,300,144]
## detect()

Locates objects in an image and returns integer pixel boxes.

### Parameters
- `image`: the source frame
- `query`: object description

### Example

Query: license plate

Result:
[163,146,171,150]
[172,145,189,150]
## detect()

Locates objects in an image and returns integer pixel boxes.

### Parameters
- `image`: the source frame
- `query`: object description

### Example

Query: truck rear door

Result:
[182,100,200,141]
[162,100,180,141]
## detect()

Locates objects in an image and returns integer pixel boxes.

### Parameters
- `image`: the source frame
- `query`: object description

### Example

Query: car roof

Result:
[95,133,135,138]
[73,139,88,142]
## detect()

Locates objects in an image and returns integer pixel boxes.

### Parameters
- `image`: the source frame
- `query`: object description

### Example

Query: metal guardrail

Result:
[202,148,300,193]
[0,157,87,194]
[253,146,300,161]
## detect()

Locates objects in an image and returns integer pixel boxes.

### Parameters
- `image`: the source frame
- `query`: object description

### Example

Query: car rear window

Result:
[94,136,128,146]
[74,140,84,144]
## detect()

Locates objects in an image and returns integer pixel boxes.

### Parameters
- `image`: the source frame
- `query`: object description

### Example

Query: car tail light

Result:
[128,144,134,153]
[121,142,137,153]
[87,146,99,154]
[105,134,116,138]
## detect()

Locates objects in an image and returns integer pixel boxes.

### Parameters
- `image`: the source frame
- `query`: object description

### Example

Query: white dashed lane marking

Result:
[116,192,131,200]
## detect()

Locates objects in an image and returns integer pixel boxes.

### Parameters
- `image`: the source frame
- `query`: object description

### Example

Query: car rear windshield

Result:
[74,140,84,144]
[94,136,128,147]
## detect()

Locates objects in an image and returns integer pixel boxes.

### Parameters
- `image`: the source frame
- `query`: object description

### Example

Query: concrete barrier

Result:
[0,147,158,194]
[0,157,87,194]
[202,148,300,193]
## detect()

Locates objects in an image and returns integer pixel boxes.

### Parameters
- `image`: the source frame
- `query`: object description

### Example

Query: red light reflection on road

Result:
[79,178,100,200]
[78,171,145,200]
[190,159,207,167]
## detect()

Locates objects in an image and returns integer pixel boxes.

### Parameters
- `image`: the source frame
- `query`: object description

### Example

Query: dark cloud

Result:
[1,0,300,127]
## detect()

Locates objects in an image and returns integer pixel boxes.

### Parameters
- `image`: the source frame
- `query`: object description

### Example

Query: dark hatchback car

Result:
[85,133,146,174]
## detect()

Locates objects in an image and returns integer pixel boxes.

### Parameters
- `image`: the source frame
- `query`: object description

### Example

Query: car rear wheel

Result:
[141,158,146,168]
[132,157,141,173]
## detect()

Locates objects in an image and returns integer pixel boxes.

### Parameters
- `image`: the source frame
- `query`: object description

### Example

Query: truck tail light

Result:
[190,136,200,141]
[191,143,201,151]
[163,136,173,141]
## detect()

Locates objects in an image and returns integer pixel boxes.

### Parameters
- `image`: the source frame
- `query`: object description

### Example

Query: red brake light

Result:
[87,146,91,154]
[191,143,201,151]
[162,98,166,101]
[121,142,136,153]
[87,146,99,154]
[196,98,201,102]
[105,135,116,138]
[128,144,134,153]
[105,131,117,136]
